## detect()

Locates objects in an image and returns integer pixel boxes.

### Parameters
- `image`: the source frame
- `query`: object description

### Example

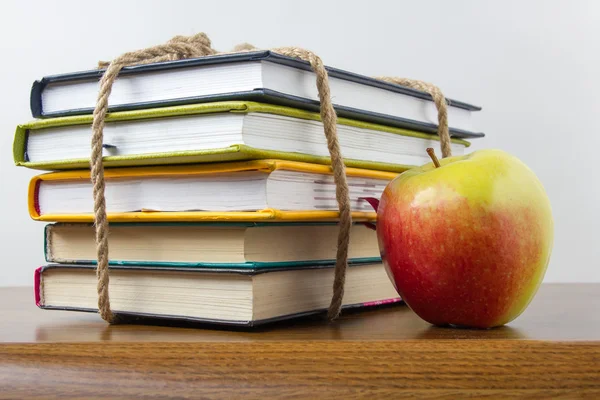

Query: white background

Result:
[0,0,598,286]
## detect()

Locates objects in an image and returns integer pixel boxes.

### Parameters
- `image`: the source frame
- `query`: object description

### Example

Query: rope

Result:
[90,33,452,323]
[376,77,452,157]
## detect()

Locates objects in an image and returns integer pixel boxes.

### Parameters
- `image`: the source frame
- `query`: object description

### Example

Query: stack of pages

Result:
[15,50,483,326]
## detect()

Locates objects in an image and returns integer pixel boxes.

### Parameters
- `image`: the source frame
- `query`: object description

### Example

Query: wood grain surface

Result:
[0,284,599,399]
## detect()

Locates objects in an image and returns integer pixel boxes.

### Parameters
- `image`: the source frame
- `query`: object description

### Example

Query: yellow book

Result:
[30,159,398,223]
[15,101,470,172]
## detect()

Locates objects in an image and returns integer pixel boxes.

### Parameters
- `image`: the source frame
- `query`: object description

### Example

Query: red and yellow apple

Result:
[373,149,553,328]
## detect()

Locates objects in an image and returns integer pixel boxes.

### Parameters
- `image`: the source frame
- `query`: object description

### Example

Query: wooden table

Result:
[0,284,598,399]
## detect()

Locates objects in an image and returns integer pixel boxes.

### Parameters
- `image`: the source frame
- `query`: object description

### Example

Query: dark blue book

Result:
[32,51,483,139]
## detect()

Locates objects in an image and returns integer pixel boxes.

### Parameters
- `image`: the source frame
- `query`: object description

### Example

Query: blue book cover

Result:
[32,51,483,139]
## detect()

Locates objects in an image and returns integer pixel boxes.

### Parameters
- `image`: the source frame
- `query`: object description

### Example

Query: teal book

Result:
[45,222,381,268]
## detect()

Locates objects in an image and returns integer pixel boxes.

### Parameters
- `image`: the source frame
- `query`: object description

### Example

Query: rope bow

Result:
[91,33,451,323]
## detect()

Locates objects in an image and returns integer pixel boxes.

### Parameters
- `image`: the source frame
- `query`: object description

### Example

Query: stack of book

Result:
[14,50,483,326]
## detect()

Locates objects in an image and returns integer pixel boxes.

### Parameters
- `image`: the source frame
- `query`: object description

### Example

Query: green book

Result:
[15,101,470,172]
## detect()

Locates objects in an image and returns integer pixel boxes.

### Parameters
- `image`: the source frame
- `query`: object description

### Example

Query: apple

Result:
[368,149,553,328]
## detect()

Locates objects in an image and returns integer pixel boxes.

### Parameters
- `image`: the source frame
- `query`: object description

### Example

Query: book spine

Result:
[34,267,43,307]
[30,80,44,118]
[33,179,41,217]
[44,224,52,263]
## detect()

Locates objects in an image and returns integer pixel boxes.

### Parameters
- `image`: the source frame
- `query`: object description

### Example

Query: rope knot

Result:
[232,42,258,52]
[97,32,217,70]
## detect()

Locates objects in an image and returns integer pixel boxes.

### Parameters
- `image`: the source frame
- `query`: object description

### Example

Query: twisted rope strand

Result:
[222,44,351,319]
[91,33,217,323]
[272,47,352,320]
[376,77,452,158]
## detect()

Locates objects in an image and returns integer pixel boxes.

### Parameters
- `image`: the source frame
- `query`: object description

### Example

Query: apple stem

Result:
[426,148,441,168]
[360,197,380,212]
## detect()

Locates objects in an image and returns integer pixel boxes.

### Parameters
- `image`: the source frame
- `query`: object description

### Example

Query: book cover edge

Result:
[31,50,481,112]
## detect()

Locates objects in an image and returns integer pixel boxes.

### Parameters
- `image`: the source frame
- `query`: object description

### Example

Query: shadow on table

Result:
[34,301,528,342]
[35,301,409,341]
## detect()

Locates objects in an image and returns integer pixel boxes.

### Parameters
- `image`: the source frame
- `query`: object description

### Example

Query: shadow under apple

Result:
[415,323,527,340]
